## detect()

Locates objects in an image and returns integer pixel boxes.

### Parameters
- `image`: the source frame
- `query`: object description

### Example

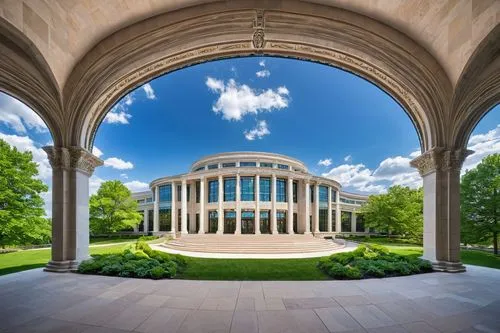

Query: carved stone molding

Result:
[43,146,103,175]
[410,148,473,176]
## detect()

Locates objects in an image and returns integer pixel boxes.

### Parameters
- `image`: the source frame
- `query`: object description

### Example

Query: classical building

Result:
[132,152,368,236]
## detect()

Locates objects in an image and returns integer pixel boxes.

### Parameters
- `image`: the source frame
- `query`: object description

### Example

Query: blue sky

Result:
[0,56,499,216]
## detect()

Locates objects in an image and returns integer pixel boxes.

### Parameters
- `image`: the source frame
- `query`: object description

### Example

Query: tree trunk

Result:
[494,232,498,255]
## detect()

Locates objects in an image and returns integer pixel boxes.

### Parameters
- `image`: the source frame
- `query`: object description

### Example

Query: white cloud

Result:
[343,155,352,162]
[120,173,129,179]
[206,77,290,121]
[0,132,51,180]
[90,175,105,195]
[259,60,265,67]
[244,120,270,141]
[256,69,270,78]
[103,92,135,124]
[142,83,156,100]
[318,158,332,167]
[0,93,48,134]
[103,157,134,170]
[92,146,103,158]
[409,150,421,158]
[463,124,500,172]
[124,180,149,192]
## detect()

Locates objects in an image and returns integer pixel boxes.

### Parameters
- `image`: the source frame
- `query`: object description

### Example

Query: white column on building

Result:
[352,211,357,233]
[143,209,149,233]
[336,190,341,233]
[271,174,278,234]
[171,182,176,236]
[327,187,333,232]
[235,173,241,234]
[287,177,294,234]
[153,186,159,232]
[217,175,224,234]
[314,184,320,233]
[304,181,311,234]
[199,177,205,234]
[255,174,261,234]
[181,179,188,235]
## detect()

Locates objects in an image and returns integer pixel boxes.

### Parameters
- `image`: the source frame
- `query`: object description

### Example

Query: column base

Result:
[216,230,223,235]
[44,260,79,273]
[303,231,312,235]
[432,261,466,273]
[197,230,205,235]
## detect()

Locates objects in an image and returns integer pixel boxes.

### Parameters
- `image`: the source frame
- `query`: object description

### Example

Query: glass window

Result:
[208,210,218,233]
[159,184,172,202]
[240,161,256,167]
[277,164,289,170]
[187,185,190,202]
[310,185,314,203]
[224,177,236,202]
[319,186,329,202]
[196,181,200,203]
[293,181,298,203]
[224,210,236,233]
[148,209,154,232]
[341,211,352,232]
[208,180,218,203]
[137,199,145,204]
[276,178,287,202]
[145,197,153,203]
[207,164,218,170]
[276,210,287,233]
[177,185,181,202]
[356,214,365,232]
[260,162,273,168]
[240,176,255,201]
[194,166,205,172]
[222,162,236,168]
[319,208,328,232]
[159,208,171,231]
[259,177,271,201]
[331,190,337,202]
[332,210,336,232]
[138,211,144,232]
[260,210,270,233]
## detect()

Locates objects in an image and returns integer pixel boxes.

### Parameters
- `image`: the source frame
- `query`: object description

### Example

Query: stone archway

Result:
[0,1,498,273]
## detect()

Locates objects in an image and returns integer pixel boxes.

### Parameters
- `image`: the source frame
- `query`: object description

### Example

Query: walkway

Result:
[0,266,499,332]
[156,234,353,259]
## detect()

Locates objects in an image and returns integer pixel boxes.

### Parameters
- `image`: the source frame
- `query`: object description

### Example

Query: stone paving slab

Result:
[0,266,500,332]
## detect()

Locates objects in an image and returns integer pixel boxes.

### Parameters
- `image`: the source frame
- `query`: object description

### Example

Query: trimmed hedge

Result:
[78,240,186,279]
[318,244,432,280]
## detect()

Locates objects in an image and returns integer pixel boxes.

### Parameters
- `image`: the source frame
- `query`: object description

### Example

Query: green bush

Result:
[318,244,432,280]
[78,240,185,279]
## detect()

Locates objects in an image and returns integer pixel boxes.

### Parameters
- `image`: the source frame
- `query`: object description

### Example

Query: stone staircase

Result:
[160,234,344,254]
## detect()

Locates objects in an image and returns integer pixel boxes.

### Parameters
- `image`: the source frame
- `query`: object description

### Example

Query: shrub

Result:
[318,244,432,280]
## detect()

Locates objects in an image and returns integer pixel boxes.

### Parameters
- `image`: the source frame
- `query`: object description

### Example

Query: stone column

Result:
[199,177,205,234]
[287,177,294,234]
[217,175,224,234]
[351,211,357,233]
[327,187,333,232]
[153,186,159,232]
[171,182,176,237]
[410,148,472,272]
[271,174,278,234]
[143,209,149,233]
[255,174,261,234]
[235,173,241,234]
[43,146,103,272]
[336,191,341,233]
[181,179,188,235]
[314,184,320,233]
[304,181,311,234]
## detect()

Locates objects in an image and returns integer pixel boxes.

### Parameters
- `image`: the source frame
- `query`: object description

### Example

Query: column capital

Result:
[410,147,473,176]
[43,146,103,176]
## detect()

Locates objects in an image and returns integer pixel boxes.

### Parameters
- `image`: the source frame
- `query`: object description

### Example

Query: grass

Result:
[89,235,145,245]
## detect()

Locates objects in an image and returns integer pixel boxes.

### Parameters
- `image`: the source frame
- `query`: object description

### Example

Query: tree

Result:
[0,139,51,248]
[461,154,500,254]
[359,186,423,242]
[89,180,142,235]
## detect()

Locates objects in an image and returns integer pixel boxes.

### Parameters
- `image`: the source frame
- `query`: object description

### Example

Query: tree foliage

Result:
[89,180,142,235]
[359,186,423,242]
[461,154,500,254]
[0,139,50,247]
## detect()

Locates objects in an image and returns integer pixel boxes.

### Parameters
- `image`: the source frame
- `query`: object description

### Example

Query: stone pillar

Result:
[153,186,159,232]
[410,148,472,272]
[143,209,149,233]
[181,179,188,235]
[43,146,103,272]
[171,182,176,237]
[271,174,278,234]
[235,173,241,234]
[255,174,261,234]
[199,177,205,234]
[352,211,357,233]
[314,184,320,233]
[304,181,311,234]
[336,191,341,233]
[217,175,223,234]
[287,177,294,234]
[327,187,333,232]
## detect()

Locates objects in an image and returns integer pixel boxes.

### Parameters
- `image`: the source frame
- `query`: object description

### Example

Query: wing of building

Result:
[131,152,370,236]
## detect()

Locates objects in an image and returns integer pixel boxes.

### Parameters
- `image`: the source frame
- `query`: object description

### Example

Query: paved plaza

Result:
[0,265,499,333]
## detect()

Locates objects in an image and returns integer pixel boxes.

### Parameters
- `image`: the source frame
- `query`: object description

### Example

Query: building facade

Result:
[132,152,369,236]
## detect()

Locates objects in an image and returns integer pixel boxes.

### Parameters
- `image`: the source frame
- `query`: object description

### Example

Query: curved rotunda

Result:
[132,152,368,236]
